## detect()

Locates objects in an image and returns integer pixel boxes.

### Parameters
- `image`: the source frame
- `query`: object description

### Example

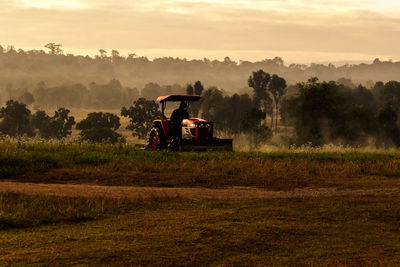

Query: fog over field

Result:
[4,2,400,266]
[1,0,400,98]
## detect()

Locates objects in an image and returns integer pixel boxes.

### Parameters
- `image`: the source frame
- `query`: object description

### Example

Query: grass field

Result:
[2,193,400,265]
[2,138,400,265]
[2,138,400,190]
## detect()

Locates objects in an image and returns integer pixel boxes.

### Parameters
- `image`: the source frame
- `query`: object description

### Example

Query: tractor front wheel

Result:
[148,128,164,151]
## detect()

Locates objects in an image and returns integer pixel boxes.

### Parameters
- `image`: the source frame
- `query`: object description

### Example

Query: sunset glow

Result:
[2,0,400,63]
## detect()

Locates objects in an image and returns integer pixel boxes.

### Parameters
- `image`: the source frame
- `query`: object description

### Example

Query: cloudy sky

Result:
[1,0,400,63]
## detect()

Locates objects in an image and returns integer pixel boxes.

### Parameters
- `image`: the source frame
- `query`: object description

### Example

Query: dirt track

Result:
[1,181,400,199]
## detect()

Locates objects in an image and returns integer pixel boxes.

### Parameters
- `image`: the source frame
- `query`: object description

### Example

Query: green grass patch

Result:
[3,138,400,190]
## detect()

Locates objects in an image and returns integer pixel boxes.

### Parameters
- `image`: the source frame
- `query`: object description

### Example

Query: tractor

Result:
[147,94,233,151]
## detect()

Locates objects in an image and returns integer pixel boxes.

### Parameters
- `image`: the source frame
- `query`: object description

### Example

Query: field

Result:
[2,138,400,265]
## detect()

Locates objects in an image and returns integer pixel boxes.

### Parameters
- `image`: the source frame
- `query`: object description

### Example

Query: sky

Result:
[1,0,400,64]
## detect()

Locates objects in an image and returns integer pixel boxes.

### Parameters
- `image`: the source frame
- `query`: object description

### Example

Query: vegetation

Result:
[3,139,400,191]
[1,44,400,99]
[2,193,400,265]
[282,78,400,147]
[76,112,124,143]
[121,98,161,139]
[0,100,33,136]
[32,108,75,139]
[2,48,400,148]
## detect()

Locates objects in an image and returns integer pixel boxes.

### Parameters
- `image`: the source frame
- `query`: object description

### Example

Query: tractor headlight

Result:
[189,123,196,127]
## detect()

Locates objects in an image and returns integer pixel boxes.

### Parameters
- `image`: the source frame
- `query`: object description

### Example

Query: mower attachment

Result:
[179,138,233,151]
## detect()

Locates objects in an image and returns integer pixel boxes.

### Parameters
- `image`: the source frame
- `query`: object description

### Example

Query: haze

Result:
[1,0,400,63]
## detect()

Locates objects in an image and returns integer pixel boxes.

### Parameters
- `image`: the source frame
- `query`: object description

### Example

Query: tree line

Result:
[2,43,400,101]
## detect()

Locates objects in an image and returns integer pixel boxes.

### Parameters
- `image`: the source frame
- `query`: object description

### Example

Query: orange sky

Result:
[1,0,400,63]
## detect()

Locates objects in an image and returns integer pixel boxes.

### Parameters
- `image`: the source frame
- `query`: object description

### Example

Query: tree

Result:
[268,74,287,131]
[193,81,204,95]
[89,79,124,109]
[186,84,194,95]
[141,83,162,100]
[121,98,161,139]
[378,103,400,147]
[248,69,271,108]
[44,43,63,55]
[98,49,107,58]
[285,78,381,146]
[241,108,265,133]
[31,110,51,138]
[380,81,400,107]
[241,108,272,148]
[0,100,33,136]
[49,108,75,139]
[32,108,75,139]
[76,112,123,143]
[248,69,272,125]
[286,78,346,146]
[18,91,35,105]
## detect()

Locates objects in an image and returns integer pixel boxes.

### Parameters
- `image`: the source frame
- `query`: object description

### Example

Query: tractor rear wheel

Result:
[148,128,164,151]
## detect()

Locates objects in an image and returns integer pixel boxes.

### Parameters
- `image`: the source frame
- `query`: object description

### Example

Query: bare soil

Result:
[1,181,400,199]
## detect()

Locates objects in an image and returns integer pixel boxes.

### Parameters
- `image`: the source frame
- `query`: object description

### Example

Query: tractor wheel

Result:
[148,128,164,151]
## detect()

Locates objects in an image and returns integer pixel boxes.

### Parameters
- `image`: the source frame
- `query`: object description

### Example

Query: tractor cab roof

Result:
[156,95,201,103]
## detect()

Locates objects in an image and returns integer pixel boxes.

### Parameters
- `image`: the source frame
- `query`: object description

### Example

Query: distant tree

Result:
[286,78,346,146]
[248,70,273,124]
[285,77,382,146]
[272,56,284,65]
[248,70,271,108]
[127,53,136,60]
[337,78,355,89]
[111,50,123,63]
[121,98,161,139]
[0,100,33,136]
[89,79,123,108]
[241,108,272,148]
[111,50,120,58]
[99,49,107,58]
[18,92,34,105]
[241,108,265,133]
[76,112,123,143]
[186,84,194,95]
[193,81,204,95]
[44,43,63,55]
[380,81,400,107]
[200,87,224,126]
[141,83,162,100]
[221,93,253,134]
[268,74,287,131]
[378,103,400,147]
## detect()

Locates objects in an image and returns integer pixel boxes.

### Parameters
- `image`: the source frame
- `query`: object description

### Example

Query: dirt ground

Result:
[1,181,400,199]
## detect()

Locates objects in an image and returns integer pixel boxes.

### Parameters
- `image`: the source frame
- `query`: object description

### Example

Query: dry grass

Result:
[11,158,400,191]
[3,181,399,200]
[2,193,400,265]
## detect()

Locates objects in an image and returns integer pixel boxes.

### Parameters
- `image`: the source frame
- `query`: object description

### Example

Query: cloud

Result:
[0,0,399,62]
[11,0,89,9]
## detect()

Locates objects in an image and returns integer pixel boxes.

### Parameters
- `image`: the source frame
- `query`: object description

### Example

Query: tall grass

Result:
[3,137,400,190]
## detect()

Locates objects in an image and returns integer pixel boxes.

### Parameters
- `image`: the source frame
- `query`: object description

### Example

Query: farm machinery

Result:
[147,95,233,151]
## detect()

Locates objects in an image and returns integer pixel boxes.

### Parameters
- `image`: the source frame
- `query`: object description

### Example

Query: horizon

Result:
[1,0,400,64]
[1,44,384,66]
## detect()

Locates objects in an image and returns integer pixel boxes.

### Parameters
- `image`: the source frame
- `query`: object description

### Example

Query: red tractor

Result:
[148,95,233,151]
